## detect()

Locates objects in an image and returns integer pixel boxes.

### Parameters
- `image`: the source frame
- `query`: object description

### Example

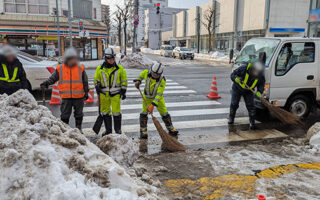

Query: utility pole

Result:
[68,0,72,47]
[56,0,61,56]
[133,0,138,53]
[196,6,200,53]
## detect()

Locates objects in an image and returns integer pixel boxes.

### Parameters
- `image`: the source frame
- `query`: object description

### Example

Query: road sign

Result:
[134,21,139,26]
[133,14,139,20]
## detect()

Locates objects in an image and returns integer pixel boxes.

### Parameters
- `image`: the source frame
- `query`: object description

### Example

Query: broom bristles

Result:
[152,116,186,152]
[260,98,301,125]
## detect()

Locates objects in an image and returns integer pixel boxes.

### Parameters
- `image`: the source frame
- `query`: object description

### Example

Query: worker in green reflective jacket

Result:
[134,62,178,139]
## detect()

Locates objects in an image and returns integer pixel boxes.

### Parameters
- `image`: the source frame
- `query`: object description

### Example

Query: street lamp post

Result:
[68,0,73,47]
[56,0,61,56]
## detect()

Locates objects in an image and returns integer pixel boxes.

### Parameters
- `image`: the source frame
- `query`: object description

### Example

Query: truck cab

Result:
[234,37,320,118]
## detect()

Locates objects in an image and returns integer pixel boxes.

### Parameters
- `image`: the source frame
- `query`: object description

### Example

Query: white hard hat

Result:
[2,45,17,57]
[64,47,78,60]
[150,62,164,76]
[105,48,116,59]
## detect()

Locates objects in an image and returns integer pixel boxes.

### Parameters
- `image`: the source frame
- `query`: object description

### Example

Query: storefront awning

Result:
[0,26,108,38]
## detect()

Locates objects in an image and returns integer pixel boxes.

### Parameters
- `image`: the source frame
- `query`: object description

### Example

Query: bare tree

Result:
[202,6,219,53]
[117,2,132,55]
[114,11,123,48]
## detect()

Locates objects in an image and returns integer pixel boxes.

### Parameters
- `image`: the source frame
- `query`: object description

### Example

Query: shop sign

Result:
[37,36,58,41]
[310,9,320,22]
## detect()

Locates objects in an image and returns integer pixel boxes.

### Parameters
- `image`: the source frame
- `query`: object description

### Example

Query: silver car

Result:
[173,47,194,60]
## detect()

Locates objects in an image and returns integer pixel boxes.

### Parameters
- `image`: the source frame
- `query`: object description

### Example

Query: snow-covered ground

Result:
[119,53,155,69]
[0,90,160,200]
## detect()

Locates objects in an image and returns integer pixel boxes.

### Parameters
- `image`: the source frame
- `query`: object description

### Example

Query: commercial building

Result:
[101,4,110,47]
[0,0,108,60]
[171,0,310,52]
[144,7,185,49]
[309,0,320,37]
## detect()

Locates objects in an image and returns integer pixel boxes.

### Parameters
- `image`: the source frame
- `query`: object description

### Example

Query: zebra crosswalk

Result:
[83,75,288,149]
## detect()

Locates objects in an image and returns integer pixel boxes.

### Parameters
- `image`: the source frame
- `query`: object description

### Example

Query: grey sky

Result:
[168,0,211,9]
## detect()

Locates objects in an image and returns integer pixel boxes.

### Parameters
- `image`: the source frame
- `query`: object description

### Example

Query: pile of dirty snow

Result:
[210,51,229,60]
[0,90,158,200]
[307,122,320,149]
[119,53,154,69]
[97,134,139,167]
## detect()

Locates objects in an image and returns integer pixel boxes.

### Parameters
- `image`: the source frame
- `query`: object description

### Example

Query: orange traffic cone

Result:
[206,76,221,99]
[49,82,61,105]
[85,88,94,103]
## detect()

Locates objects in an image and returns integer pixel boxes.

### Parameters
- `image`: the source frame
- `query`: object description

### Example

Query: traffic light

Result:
[79,21,84,31]
[156,3,160,14]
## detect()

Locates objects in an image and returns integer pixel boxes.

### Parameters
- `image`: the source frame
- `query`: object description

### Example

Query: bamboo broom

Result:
[244,83,301,125]
[138,88,186,152]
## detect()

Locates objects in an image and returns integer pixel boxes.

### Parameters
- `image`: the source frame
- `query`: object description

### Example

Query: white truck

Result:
[234,37,319,118]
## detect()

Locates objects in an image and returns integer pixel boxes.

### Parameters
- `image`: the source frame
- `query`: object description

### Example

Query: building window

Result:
[4,0,48,14]
[93,8,97,19]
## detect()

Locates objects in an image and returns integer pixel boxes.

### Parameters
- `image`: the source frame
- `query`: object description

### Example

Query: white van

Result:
[234,37,319,118]
[160,45,173,57]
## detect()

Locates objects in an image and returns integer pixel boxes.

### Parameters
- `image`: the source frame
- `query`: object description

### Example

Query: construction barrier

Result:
[206,76,221,99]
[49,82,61,105]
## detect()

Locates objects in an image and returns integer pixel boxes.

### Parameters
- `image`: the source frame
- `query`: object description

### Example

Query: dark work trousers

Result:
[230,87,255,118]
[60,98,84,123]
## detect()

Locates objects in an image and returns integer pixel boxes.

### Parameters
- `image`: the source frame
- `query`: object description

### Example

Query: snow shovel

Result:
[93,94,104,134]
[244,82,301,125]
[138,88,186,152]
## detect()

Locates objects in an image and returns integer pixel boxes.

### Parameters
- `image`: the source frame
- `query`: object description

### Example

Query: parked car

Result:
[234,37,319,118]
[173,47,194,60]
[160,45,173,57]
[17,51,58,90]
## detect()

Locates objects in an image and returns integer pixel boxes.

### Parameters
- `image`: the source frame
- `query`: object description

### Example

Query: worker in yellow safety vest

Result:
[94,48,128,136]
[134,62,178,139]
[0,45,29,95]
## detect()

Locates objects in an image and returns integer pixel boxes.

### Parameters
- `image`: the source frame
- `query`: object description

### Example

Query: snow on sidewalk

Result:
[119,53,154,69]
[0,90,159,200]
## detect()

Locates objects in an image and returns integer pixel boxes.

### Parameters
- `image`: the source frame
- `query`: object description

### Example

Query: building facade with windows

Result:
[171,0,310,52]
[0,0,107,60]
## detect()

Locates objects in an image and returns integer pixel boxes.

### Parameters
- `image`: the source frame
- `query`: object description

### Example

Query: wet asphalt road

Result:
[33,53,316,153]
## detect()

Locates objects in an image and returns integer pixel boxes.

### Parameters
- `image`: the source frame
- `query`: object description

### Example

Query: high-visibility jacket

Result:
[237,63,259,89]
[136,69,166,106]
[0,63,20,82]
[57,64,85,98]
[94,63,127,96]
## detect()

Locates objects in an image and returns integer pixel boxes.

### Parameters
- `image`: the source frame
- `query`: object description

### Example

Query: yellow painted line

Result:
[165,163,320,199]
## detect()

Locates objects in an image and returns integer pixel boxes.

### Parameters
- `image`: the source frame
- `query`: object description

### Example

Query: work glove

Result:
[84,93,89,101]
[120,89,126,100]
[147,104,155,113]
[134,81,141,89]
[235,77,242,84]
[256,91,262,98]
[95,84,102,95]
[40,82,49,89]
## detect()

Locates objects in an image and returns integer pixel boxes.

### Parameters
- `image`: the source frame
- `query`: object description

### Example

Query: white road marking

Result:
[126,90,196,96]
[83,117,256,133]
[83,100,221,112]
[127,85,187,91]
[83,108,229,123]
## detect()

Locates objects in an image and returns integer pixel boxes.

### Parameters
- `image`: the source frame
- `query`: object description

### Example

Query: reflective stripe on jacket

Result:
[94,64,127,96]
[136,69,166,106]
[0,64,20,83]
[57,64,85,98]
[237,63,258,90]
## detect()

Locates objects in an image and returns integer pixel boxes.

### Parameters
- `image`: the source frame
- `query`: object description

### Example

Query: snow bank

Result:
[97,134,139,167]
[119,53,154,69]
[210,51,229,60]
[0,90,158,200]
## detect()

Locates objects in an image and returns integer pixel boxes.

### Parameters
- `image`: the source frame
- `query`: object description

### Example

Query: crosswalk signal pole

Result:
[133,0,138,53]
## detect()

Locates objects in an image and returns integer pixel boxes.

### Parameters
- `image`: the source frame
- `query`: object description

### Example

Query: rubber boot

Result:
[75,117,83,134]
[61,118,69,125]
[113,114,122,134]
[249,115,256,130]
[140,114,148,139]
[228,108,236,124]
[162,114,179,136]
[102,115,112,137]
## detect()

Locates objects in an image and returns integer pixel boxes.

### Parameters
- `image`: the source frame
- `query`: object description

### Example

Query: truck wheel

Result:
[286,95,311,118]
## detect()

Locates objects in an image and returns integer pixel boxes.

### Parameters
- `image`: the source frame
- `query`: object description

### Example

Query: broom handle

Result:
[242,81,263,100]
[138,88,155,117]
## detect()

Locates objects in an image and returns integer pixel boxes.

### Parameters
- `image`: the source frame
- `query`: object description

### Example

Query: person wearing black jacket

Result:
[229,61,266,130]
[41,47,89,133]
[0,45,29,95]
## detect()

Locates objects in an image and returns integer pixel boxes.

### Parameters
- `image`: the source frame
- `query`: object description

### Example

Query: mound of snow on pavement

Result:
[210,51,229,60]
[97,134,139,167]
[119,53,154,69]
[0,90,158,200]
